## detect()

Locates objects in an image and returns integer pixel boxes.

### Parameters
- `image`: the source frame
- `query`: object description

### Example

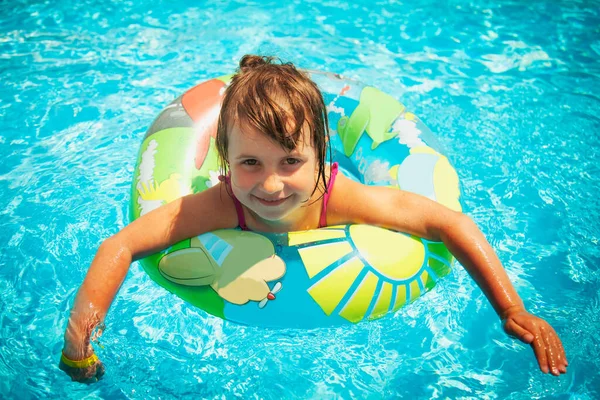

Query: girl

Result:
[60,55,567,383]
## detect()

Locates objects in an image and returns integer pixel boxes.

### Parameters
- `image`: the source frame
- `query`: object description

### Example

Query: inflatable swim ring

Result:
[129,71,462,328]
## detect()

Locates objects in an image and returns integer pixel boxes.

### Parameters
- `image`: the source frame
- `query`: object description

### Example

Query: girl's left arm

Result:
[328,174,568,376]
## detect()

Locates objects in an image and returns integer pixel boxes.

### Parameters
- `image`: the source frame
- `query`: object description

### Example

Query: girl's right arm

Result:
[62,184,237,363]
[328,174,567,376]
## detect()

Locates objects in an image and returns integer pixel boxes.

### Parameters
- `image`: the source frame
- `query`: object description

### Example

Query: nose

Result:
[261,172,284,194]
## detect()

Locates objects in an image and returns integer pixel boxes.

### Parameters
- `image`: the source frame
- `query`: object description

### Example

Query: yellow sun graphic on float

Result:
[288,225,453,323]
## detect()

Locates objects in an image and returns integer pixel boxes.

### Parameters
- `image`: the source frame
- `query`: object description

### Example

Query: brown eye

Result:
[243,159,258,166]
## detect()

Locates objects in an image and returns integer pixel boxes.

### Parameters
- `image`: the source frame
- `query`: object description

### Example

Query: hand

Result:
[59,352,105,384]
[502,306,568,376]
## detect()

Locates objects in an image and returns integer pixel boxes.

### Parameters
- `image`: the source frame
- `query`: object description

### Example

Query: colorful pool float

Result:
[129,71,462,328]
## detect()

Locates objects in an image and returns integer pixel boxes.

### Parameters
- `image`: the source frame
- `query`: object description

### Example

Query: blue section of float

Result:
[223,250,349,329]
[397,154,437,200]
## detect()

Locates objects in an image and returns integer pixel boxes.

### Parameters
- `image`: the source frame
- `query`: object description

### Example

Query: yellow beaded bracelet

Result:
[60,352,99,369]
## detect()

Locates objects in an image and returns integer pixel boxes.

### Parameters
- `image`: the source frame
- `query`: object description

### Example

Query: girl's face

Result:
[226,123,320,224]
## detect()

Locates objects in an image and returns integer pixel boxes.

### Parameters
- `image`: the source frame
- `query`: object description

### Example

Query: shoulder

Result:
[123,183,239,259]
[131,183,237,244]
[174,183,239,234]
[327,172,398,221]
[325,171,459,237]
[325,172,371,225]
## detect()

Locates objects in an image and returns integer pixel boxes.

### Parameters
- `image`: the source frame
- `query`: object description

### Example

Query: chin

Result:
[255,203,298,224]
[255,208,291,223]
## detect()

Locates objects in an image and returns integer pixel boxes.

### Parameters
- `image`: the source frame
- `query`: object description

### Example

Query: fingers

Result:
[541,325,559,375]
[559,338,568,367]
[527,323,568,376]
[78,363,105,384]
[542,324,569,376]
[547,329,566,374]
[95,362,106,380]
[59,360,105,384]
[505,316,568,376]
[554,327,568,367]
[81,374,101,385]
[550,326,569,374]
[530,330,550,374]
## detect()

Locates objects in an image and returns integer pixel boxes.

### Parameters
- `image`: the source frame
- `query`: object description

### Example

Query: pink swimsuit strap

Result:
[219,161,338,231]
[319,162,339,228]
[218,174,249,231]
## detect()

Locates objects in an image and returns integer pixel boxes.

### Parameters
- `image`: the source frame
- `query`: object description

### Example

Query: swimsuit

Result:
[219,162,339,231]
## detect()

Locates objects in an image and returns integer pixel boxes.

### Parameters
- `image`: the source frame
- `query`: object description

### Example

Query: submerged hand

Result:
[502,307,568,376]
[59,352,105,384]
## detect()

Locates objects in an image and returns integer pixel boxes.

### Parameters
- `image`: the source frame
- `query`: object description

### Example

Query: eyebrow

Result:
[234,151,304,160]
[235,154,258,159]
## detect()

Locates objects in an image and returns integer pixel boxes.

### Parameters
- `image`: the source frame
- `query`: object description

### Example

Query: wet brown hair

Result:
[216,54,330,198]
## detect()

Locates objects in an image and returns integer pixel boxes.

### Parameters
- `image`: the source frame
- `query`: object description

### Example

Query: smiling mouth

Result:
[253,195,291,206]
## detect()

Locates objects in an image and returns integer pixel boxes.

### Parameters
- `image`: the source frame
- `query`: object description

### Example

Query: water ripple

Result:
[1,0,599,397]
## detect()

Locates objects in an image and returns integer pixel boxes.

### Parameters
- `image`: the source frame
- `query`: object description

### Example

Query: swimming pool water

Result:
[1,0,599,398]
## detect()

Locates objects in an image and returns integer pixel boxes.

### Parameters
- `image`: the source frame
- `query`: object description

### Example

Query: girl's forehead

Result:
[228,123,312,155]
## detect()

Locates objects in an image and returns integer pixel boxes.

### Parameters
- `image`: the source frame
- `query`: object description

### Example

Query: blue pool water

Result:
[1,0,599,398]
